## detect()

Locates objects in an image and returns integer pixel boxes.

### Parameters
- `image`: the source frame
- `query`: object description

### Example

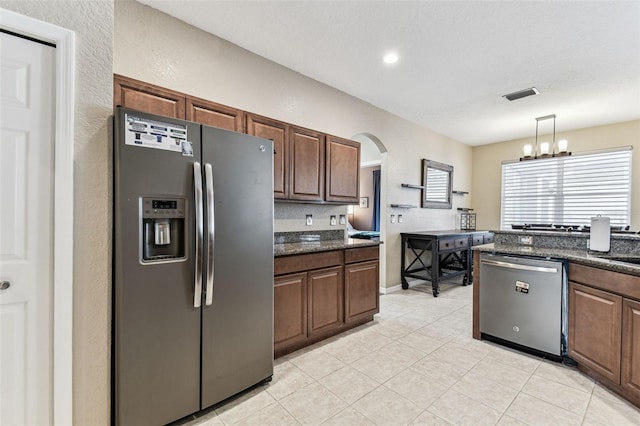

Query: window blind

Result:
[501,148,632,229]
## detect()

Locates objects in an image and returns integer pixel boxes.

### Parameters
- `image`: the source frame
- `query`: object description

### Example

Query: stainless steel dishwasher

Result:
[479,253,566,357]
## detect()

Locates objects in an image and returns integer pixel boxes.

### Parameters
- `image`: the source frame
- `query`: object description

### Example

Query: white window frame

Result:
[501,147,632,230]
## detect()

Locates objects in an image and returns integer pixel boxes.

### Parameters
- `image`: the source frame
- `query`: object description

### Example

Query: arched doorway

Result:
[351,133,388,291]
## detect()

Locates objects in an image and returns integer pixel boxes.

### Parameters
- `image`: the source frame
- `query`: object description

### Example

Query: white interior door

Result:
[0,30,55,425]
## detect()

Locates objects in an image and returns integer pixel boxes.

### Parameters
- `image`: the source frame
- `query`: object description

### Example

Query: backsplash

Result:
[274,203,349,233]
[494,230,640,255]
[274,229,345,244]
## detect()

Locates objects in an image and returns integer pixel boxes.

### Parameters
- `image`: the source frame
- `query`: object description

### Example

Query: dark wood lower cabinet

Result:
[274,273,307,352]
[345,260,379,323]
[622,298,640,400]
[568,263,640,408]
[274,246,379,357]
[307,267,344,336]
[569,281,622,383]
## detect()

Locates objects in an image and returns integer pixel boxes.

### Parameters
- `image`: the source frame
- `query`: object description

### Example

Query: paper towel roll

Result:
[590,216,610,252]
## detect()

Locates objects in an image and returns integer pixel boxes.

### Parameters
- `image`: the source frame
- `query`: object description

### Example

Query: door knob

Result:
[0,281,10,290]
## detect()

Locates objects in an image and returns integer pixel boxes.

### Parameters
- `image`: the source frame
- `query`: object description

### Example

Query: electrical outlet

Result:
[339,214,346,225]
[398,214,403,223]
[306,214,313,226]
[330,215,337,226]
[519,235,533,245]
[390,214,396,223]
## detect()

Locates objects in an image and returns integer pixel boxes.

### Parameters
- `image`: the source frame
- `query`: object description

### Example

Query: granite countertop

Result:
[495,229,640,241]
[274,238,381,257]
[473,243,640,276]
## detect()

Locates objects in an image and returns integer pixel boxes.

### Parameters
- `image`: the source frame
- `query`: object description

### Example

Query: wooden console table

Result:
[400,230,493,297]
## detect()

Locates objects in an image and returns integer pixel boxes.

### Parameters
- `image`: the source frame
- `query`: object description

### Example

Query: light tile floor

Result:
[185,283,640,426]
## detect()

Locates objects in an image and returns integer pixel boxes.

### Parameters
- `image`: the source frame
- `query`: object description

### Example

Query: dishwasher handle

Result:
[480,258,558,273]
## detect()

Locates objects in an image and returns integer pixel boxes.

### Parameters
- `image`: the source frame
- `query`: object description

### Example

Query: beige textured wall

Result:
[114,0,473,289]
[1,1,114,424]
[471,119,640,230]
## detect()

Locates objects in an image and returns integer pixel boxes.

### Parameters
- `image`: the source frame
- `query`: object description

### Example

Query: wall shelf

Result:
[457,208,474,212]
[401,184,425,190]
[452,190,469,195]
[390,204,417,208]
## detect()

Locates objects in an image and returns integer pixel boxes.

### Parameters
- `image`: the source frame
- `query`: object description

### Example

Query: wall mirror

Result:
[422,159,453,209]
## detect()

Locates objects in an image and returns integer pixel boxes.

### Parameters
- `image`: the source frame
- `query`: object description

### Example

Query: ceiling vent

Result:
[503,87,539,101]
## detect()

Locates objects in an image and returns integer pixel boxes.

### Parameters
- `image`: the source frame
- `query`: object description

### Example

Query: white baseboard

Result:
[380,279,428,295]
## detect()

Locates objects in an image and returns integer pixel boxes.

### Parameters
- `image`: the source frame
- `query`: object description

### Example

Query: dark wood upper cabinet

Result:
[186,96,244,132]
[114,74,185,119]
[326,135,360,203]
[113,75,361,204]
[246,114,289,199]
[289,127,325,201]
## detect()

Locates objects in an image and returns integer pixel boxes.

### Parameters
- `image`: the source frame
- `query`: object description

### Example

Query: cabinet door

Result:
[345,260,379,323]
[247,114,289,199]
[325,135,360,203]
[622,298,640,399]
[114,74,185,118]
[307,266,343,336]
[186,96,244,132]
[274,273,307,351]
[569,282,622,383]
[290,127,325,201]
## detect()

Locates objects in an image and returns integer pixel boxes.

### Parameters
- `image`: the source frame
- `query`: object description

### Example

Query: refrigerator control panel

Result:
[142,197,185,219]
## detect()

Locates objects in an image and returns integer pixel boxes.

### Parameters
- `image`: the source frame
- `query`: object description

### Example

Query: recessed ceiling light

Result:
[383,52,399,64]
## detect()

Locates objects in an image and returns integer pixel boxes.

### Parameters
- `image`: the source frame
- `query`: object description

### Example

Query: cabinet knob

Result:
[0,281,10,290]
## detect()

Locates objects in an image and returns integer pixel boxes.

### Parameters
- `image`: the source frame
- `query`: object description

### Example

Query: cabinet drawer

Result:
[439,238,468,250]
[483,234,495,244]
[345,246,379,264]
[569,263,640,300]
[439,239,455,250]
[275,250,343,275]
[472,236,484,246]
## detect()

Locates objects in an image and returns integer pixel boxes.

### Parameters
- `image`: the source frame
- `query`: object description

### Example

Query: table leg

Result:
[432,248,439,297]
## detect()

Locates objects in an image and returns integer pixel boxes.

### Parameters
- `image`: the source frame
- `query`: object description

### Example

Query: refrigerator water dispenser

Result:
[141,197,186,262]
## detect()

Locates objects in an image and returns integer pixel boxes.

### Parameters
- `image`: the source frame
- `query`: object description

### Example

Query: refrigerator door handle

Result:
[204,163,215,306]
[193,162,203,308]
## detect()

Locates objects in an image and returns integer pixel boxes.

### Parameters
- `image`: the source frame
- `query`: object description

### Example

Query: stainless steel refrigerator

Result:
[113,107,274,425]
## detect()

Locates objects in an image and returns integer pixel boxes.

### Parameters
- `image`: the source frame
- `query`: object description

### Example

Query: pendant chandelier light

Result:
[520,114,571,161]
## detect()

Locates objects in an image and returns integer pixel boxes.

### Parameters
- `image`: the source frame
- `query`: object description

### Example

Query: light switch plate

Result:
[390,214,396,223]
[398,214,403,223]
[306,214,313,226]
[330,215,337,226]
[339,214,346,225]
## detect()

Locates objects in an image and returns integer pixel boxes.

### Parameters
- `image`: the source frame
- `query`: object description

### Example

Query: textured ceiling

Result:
[138,0,640,146]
